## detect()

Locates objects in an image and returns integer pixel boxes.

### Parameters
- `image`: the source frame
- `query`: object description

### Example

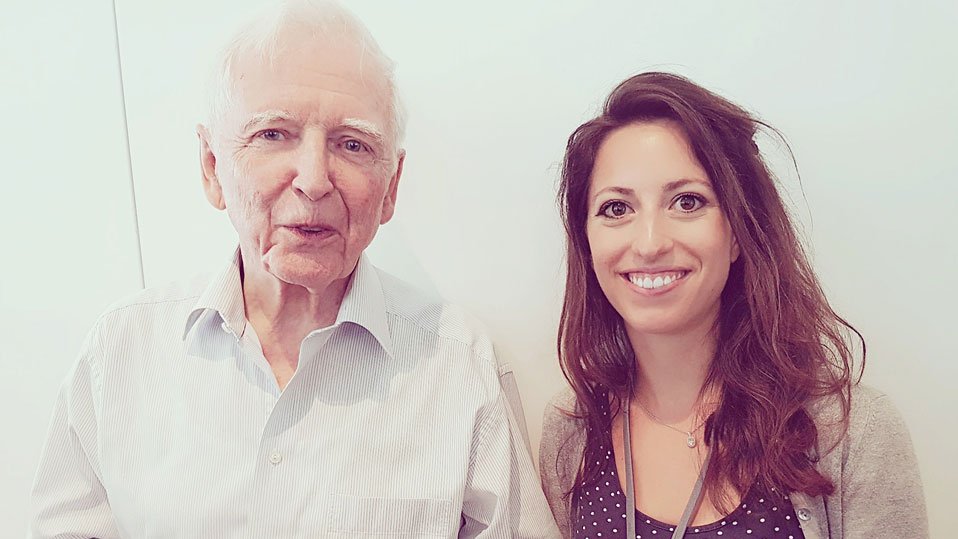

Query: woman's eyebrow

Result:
[663,178,711,192]
[591,186,635,206]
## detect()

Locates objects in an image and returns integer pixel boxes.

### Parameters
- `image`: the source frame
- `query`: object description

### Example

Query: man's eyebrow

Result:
[242,110,295,133]
[341,118,386,146]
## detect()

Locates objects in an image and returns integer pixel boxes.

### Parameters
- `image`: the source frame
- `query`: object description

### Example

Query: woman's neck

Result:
[627,322,719,422]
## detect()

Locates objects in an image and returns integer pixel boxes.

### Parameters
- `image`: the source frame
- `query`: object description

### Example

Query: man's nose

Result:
[630,212,673,259]
[291,138,334,201]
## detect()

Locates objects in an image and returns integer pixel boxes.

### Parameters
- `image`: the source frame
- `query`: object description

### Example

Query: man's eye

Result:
[342,139,366,153]
[258,129,286,142]
[598,200,632,219]
[673,194,706,213]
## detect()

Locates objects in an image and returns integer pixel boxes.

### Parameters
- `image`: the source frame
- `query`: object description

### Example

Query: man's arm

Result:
[459,371,560,538]
[30,336,119,539]
[494,348,532,457]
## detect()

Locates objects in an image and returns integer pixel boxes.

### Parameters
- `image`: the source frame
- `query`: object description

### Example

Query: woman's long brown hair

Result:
[557,72,863,511]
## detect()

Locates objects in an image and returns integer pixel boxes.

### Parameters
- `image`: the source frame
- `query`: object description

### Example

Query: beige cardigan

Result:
[538,384,928,538]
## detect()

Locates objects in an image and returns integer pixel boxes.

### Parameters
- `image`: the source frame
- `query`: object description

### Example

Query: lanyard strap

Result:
[623,400,711,539]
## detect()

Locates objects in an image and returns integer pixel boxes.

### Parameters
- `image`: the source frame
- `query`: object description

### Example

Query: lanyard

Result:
[623,400,712,539]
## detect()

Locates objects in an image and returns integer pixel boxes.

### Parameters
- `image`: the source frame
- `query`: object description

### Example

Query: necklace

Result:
[633,398,707,449]
[624,400,711,538]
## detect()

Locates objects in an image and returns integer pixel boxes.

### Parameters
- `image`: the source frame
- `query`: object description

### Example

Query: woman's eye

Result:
[673,194,705,213]
[599,200,632,219]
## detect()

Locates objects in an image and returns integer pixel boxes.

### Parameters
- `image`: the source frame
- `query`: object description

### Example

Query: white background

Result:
[2,0,955,536]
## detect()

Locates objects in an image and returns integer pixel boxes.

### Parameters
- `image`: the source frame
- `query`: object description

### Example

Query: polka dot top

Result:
[571,415,806,539]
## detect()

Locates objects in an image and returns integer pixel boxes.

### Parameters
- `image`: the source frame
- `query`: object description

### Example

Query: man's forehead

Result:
[227,42,390,120]
[232,31,387,89]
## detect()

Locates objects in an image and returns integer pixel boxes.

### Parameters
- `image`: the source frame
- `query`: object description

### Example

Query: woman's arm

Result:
[538,391,583,538]
[839,387,928,538]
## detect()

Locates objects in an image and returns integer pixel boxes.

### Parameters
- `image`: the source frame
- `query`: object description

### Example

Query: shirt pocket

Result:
[327,494,453,537]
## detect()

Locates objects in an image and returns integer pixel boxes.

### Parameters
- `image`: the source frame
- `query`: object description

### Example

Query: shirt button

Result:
[268,451,283,465]
[797,508,811,521]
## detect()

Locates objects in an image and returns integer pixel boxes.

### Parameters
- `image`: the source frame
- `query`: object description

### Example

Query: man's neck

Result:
[240,257,351,367]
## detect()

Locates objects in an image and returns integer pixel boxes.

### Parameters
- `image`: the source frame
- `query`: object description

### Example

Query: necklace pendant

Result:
[686,434,696,448]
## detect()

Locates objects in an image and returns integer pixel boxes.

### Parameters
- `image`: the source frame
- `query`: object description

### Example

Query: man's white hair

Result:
[205,0,406,151]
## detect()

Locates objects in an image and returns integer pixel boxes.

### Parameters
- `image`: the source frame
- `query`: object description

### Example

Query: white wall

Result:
[0,0,145,531]
[3,1,955,536]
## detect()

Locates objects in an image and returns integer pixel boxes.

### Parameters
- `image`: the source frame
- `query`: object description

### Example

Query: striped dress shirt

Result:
[30,251,560,538]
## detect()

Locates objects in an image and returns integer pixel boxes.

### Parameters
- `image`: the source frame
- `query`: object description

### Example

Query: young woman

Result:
[539,72,927,539]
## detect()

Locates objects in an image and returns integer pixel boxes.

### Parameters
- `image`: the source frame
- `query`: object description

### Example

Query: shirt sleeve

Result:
[496,356,532,457]
[840,391,929,538]
[29,331,120,539]
[459,363,561,538]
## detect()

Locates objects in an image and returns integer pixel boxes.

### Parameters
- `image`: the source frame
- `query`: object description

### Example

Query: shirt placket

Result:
[243,326,336,537]
[244,395,300,537]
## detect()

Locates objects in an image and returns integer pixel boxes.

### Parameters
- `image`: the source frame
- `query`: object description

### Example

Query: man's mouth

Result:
[285,225,335,239]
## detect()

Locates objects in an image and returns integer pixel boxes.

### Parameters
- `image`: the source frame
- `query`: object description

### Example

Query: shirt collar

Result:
[333,253,394,358]
[183,247,247,341]
[182,249,394,358]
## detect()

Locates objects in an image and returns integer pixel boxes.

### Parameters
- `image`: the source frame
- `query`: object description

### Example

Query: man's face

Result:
[199,34,403,291]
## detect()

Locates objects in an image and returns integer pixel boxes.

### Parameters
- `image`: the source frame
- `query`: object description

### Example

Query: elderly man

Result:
[29,1,558,537]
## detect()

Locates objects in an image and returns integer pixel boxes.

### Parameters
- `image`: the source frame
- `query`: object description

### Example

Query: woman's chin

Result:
[622,317,685,337]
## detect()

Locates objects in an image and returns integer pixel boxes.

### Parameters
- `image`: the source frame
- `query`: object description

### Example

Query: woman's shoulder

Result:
[811,383,903,433]
[848,383,903,429]
[848,383,914,450]
[540,387,586,539]
[544,387,578,417]
[809,386,928,536]
[541,387,585,448]
[540,387,591,472]
[811,382,916,464]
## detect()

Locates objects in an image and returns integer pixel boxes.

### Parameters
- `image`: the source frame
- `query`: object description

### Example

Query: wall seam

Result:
[110,0,146,289]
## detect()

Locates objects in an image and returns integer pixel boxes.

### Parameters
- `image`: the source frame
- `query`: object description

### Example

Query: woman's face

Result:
[585,120,739,337]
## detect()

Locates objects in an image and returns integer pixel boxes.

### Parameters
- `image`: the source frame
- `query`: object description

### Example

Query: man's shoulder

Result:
[376,267,496,360]
[93,273,209,330]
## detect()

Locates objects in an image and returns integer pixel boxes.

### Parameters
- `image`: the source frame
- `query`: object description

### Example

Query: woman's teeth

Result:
[627,271,686,290]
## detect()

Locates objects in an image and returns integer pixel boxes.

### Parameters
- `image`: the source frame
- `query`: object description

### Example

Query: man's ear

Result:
[380,150,405,225]
[197,124,226,210]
